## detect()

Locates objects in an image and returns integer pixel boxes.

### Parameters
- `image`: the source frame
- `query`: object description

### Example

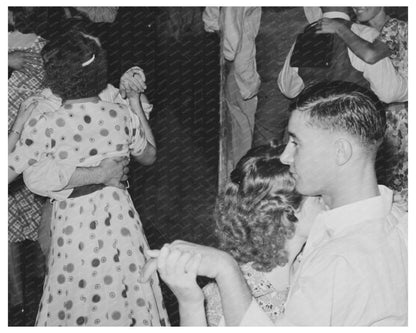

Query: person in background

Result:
[316,6,408,209]
[277,7,407,104]
[8,7,49,324]
[9,31,169,326]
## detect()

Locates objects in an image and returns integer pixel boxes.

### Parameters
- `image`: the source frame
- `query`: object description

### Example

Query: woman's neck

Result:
[368,9,390,31]
[63,96,100,105]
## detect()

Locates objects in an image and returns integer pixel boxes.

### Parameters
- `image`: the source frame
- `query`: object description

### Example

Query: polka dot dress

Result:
[9,100,169,326]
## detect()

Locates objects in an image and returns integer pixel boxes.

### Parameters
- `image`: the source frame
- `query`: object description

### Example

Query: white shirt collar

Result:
[323,11,351,21]
[304,185,393,253]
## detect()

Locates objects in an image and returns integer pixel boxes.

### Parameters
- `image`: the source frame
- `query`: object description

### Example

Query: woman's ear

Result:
[334,138,352,166]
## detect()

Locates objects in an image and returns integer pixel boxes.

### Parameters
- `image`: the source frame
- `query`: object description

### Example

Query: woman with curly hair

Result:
[8,31,169,326]
[143,143,323,325]
[202,144,322,325]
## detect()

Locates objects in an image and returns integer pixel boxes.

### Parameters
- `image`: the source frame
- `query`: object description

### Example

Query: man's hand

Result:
[8,51,43,74]
[97,156,130,189]
[315,18,350,35]
[119,66,147,99]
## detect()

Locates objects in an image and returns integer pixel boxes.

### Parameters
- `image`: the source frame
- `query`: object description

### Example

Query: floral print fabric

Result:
[378,18,408,209]
[203,262,289,326]
[378,18,408,80]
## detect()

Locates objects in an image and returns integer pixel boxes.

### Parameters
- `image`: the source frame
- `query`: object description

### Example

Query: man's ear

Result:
[335,138,352,166]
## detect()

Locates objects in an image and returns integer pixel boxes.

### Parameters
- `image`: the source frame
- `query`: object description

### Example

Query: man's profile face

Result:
[280,110,335,196]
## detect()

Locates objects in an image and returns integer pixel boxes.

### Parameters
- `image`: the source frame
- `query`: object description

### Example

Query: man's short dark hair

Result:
[291,81,386,149]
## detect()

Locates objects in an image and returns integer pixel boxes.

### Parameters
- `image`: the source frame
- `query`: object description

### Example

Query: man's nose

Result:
[280,144,293,165]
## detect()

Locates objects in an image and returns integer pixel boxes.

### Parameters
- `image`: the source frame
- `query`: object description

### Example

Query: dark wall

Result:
[111,8,220,325]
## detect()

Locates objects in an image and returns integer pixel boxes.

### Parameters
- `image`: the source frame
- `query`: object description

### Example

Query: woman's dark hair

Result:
[41,30,107,100]
[215,144,302,272]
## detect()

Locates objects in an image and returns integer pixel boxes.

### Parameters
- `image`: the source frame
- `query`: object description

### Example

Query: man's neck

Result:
[323,168,380,209]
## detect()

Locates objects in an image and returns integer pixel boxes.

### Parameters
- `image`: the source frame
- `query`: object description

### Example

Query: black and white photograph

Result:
[7,4,409,327]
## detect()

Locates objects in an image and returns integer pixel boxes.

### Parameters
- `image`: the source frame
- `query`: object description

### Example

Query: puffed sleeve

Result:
[9,113,50,175]
[128,107,148,157]
[17,89,75,199]
[23,158,75,201]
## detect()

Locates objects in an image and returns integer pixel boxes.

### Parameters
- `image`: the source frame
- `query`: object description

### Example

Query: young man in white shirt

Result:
[143,81,407,326]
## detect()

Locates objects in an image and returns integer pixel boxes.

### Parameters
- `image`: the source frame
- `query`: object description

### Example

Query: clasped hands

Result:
[139,241,232,304]
[119,66,147,99]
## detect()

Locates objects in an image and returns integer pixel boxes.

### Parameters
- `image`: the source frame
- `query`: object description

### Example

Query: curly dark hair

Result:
[215,144,302,272]
[41,30,107,101]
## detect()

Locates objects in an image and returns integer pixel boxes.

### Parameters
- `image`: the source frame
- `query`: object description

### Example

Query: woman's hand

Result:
[119,66,147,99]
[315,18,349,35]
[156,245,204,306]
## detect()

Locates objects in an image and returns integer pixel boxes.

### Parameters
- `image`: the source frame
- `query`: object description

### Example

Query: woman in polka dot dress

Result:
[8,31,169,326]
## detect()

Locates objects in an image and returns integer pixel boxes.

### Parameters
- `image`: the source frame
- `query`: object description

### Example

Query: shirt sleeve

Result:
[349,24,407,103]
[277,42,304,99]
[23,158,75,200]
[202,7,220,32]
[222,7,243,61]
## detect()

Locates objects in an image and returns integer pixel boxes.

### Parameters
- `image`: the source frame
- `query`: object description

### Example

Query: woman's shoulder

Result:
[98,99,129,113]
